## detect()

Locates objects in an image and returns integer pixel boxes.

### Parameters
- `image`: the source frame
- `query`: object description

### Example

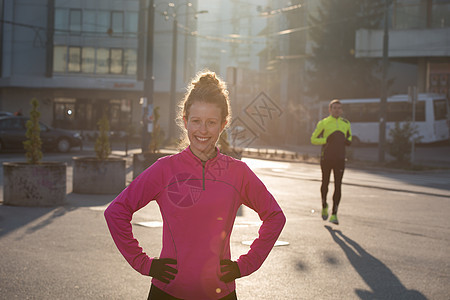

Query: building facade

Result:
[0,0,144,138]
[355,0,450,99]
[0,0,203,142]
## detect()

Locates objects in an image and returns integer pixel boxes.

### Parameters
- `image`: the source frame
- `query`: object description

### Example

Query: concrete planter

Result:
[132,152,168,179]
[3,162,67,206]
[73,157,126,194]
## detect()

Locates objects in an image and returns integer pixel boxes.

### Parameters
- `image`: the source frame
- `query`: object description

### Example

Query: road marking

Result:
[242,240,289,247]
[134,221,163,228]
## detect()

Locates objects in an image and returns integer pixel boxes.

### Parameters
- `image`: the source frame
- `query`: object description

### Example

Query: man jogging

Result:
[311,99,352,225]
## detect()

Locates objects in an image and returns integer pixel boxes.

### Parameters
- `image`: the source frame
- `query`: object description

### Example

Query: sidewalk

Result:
[1,141,449,203]
[241,143,450,170]
[82,143,450,198]
[78,137,450,169]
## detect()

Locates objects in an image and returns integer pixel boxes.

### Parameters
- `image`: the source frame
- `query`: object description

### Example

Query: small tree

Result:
[95,114,111,160]
[23,98,43,164]
[387,122,421,163]
[148,106,164,153]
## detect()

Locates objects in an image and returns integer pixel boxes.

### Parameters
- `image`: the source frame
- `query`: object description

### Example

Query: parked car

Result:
[0,111,14,117]
[0,116,82,153]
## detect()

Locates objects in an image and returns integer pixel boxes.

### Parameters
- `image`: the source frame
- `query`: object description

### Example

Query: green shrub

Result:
[387,122,421,163]
[95,114,111,160]
[148,106,164,153]
[23,98,43,164]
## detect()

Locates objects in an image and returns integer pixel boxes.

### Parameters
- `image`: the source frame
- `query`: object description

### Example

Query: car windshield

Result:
[0,117,24,129]
[39,122,49,131]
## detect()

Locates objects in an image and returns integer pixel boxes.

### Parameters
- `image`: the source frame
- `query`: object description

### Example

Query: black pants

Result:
[147,285,237,300]
[320,159,345,215]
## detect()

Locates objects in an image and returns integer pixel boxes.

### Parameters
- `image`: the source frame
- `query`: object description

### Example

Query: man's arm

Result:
[345,121,352,146]
[311,119,326,145]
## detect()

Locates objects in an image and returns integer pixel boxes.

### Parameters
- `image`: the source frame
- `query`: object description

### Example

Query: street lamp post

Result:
[162,3,207,141]
[378,0,389,163]
[141,0,155,152]
[169,17,178,142]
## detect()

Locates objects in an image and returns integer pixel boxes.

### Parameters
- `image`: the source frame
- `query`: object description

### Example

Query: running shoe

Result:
[329,214,339,225]
[321,204,328,220]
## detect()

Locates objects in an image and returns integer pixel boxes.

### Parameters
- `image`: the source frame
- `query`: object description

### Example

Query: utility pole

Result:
[45,0,55,78]
[165,6,207,141]
[409,86,417,164]
[142,0,155,152]
[378,0,389,163]
[169,18,178,141]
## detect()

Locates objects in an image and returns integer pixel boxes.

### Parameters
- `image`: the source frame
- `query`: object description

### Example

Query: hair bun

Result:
[195,73,220,89]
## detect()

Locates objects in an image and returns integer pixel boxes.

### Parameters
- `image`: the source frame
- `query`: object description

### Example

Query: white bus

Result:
[321,93,450,145]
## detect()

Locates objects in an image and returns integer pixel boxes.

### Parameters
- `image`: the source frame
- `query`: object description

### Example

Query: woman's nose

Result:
[199,122,208,132]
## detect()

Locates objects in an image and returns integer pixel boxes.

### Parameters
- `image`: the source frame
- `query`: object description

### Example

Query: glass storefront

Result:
[53,98,132,132]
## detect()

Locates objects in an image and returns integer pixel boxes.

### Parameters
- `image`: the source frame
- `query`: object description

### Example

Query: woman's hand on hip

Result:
[149,258,178,284]
[220,259,241,283]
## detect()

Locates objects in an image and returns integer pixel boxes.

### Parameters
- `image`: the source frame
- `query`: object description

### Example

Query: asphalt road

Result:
[0,150,449,299]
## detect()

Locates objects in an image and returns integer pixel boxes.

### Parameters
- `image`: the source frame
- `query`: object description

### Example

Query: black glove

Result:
[219,259,241,283]
[149,258,178,284]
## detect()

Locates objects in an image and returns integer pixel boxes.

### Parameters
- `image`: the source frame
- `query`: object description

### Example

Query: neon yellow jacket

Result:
[311,115,352,161]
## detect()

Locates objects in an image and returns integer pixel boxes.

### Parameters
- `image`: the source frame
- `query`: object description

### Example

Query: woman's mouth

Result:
[196,136,210,142]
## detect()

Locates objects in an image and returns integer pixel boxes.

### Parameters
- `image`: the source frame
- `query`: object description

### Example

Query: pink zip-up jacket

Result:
[104,147,286,299]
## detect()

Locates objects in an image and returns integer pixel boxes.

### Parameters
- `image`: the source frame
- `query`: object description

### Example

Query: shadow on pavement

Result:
[0,205,62,239]
[0,193,113,239]
[324,225,426,300]
[65,192,115,208]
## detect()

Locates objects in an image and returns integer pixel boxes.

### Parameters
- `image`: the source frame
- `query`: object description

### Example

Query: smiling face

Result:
[183,101,226,161]
[329,102,343,118]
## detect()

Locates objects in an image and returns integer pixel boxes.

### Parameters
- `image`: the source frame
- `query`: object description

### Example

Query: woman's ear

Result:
[183,116,188,129]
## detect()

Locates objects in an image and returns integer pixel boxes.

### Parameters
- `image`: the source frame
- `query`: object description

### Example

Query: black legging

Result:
[320,159,345,215]
[148,285,238,300]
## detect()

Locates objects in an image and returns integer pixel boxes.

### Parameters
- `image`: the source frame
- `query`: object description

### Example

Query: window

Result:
[54,8,68,34]
[111,11,124,34]
[54,46,137,75]
[75,99,93,130]
[54,98,76,129]
[97,11,110,34]
[434,99,448,120]
[394,0,426,29]
[414,101,425,122]
[109,99,131,131]
[110,49,123,74]
[68,47,81,72]
[55,9,139,35]
[432,1,450,28]
[343,103,379,122]
[125,12,138,34]
[69,9,82,33]
[387,101,425,122]
[387,102,411,121]
[124,49,137,75]
[82,47,95,73]
[96,48,109,74]
[83,10,96,33]
[0,118,23,130]
[53,46,67,72]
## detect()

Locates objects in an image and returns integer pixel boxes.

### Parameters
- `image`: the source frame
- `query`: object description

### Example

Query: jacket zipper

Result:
[202,161,206,190]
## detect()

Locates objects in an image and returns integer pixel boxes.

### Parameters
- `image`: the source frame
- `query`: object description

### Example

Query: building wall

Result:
[0,0,147,139]
[355,0,450,99]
